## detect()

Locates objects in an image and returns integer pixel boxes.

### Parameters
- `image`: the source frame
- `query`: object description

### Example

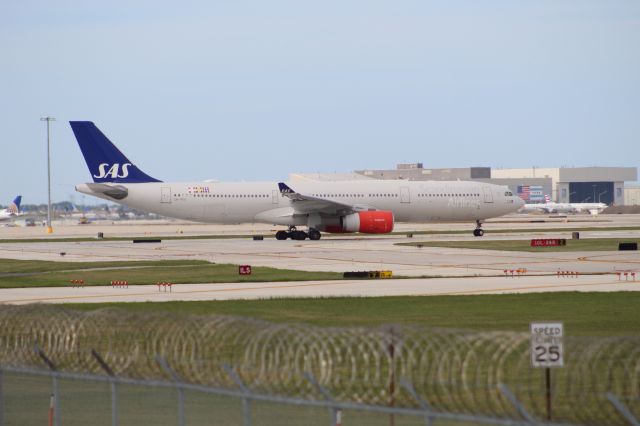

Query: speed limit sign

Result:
[530,322,564,368]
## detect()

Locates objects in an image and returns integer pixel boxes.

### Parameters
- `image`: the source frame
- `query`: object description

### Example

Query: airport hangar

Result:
[292,165,638,206]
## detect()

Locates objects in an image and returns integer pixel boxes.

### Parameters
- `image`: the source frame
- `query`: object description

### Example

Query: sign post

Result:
[530,322,564,421]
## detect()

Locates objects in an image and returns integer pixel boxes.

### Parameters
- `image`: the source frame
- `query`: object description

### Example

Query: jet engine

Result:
[325,211,394,233]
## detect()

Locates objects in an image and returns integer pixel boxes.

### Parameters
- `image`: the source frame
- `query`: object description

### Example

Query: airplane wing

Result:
[278,182,373,214]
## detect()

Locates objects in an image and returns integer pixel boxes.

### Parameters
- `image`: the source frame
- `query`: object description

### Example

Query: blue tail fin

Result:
[8,196,21,214]
[69,121,161,183]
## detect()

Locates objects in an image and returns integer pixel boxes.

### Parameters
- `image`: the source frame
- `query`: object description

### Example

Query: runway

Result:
[1,230,639,277]
[1,274,638,304]
[1,214,639,303]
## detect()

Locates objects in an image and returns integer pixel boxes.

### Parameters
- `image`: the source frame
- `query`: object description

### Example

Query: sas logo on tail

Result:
[93,163,132,179]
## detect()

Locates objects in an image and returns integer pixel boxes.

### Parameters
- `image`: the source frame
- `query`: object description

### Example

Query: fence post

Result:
[607,393,640,426]
[399,378,434,426]
[156,355,185,426]
[223,364,251,426]
[498,384,535,424]
[304,371,339,426]
[34,345,60,426]
[91,349,118,426]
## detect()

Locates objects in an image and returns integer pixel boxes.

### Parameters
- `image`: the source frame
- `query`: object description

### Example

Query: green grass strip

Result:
[0,259,340,288]
[0,258,209,274]
[64,292,640,336]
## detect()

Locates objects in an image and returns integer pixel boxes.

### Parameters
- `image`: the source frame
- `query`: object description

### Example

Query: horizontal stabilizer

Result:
[76,183,129,200]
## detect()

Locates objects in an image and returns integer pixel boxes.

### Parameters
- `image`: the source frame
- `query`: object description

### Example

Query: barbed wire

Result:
[0,305,637,425]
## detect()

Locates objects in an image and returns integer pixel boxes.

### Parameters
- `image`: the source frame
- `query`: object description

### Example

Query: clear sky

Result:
[1,0,639,204]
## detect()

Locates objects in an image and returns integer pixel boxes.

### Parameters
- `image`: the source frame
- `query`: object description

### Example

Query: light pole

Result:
[598,191,607,204]
[41,116,56,234]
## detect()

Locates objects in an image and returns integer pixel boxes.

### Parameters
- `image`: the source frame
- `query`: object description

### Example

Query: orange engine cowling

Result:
[342,211,394,233]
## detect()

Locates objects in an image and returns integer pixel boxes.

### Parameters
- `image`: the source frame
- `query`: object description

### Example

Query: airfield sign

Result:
[530,322,564,368]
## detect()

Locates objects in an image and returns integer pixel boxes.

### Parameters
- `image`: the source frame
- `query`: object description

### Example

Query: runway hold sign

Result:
[530,322,564,368]
[530,239,567,247]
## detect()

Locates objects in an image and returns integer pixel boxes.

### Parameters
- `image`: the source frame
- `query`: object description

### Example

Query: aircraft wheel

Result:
[308,229,321,240]
[292,230,307,240]
[275,230,288,240]
[473,229,484,237]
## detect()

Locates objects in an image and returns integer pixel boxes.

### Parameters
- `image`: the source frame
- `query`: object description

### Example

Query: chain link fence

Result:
[2,365,564,426]
[0,305,638,425]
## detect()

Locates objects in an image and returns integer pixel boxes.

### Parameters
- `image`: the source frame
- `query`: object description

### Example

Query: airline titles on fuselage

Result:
[187,186,211,194]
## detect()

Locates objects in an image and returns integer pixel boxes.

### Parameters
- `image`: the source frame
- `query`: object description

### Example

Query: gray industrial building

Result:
[359,164,492,181]
[490,167,637,205]
[349,165,637,205]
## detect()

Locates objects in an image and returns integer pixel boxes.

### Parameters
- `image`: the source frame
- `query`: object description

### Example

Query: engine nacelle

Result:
[340,211,394,233]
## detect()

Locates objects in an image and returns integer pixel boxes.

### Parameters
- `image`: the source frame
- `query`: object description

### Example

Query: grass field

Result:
[0,258,340,288]
[399,237,640,251]
[65,292,640,336]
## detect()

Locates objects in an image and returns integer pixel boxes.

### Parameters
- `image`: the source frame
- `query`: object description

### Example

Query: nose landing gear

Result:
[473,220,484,237]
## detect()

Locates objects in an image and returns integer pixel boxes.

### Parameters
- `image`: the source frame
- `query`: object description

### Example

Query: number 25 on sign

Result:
[530,322,564,368]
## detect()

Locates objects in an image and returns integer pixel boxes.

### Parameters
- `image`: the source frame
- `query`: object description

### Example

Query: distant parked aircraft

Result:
[70,121,524,239]
[0,196,23,222]
[521,195,607,214]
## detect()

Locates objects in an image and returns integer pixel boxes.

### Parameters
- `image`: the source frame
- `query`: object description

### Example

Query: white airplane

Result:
[70,121,524,239]
[0,196,23,222]
[521,197,608,214]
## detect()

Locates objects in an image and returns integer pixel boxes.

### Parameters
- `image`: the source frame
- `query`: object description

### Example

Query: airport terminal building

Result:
[354,165,637,205]
[293,164,637,205]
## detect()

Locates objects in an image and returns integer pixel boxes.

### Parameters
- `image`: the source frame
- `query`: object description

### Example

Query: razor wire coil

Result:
[0,305,637,425]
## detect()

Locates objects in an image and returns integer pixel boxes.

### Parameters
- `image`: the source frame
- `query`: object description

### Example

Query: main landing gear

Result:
[473,220,484,237]
[275,227,322,241]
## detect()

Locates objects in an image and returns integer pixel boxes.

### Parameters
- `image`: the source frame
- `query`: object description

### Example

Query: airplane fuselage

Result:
[77,179,522,226]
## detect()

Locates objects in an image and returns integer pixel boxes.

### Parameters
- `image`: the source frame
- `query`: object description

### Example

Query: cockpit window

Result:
[505,191,513,196]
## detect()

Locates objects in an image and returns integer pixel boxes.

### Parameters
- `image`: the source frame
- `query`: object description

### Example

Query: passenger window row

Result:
[173,191,483,199]
[174,194,270,198]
